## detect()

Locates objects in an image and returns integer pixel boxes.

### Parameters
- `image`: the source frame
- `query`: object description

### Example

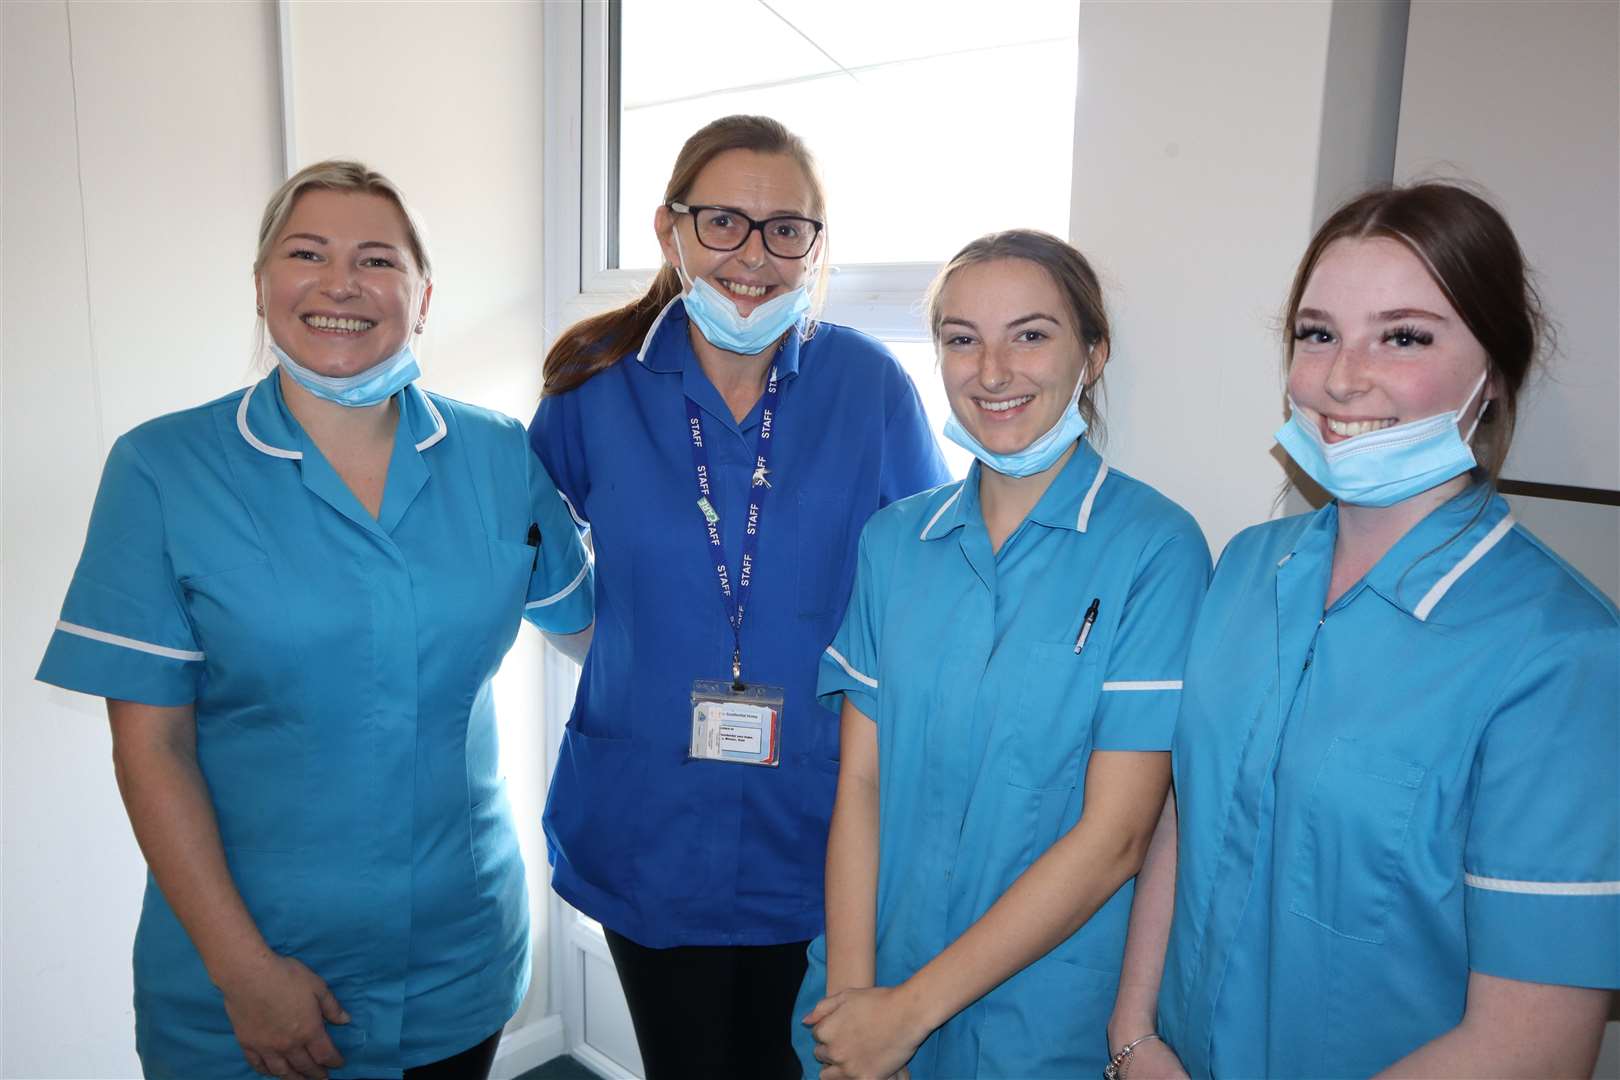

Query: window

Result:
[614,0,1080,271]
[548,0,1077,475]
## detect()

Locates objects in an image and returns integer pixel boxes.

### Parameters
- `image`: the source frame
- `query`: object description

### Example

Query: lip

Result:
[972,394,1036,421]
[299,311,378,336]
[1318,412,1397,443]
[714,276,777,305]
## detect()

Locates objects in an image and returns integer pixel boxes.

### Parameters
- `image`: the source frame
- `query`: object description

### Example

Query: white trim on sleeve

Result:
[1101,679,1182,692]
[1076,463,1109,532]
[1464,873,1620,896]
[920,485,964,540]
[558,491,590,530]
[525,560,590,609]
[56,620,204,662]
[825,646,877,689]
[1413,513,1515,621]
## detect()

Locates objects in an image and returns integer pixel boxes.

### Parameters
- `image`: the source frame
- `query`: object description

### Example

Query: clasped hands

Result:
[802,983,928,1080]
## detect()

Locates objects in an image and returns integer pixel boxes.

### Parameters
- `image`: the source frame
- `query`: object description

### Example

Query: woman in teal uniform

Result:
[1110,184,1618,1079]
[795,230,1211,1078]
[36,161,592,1080]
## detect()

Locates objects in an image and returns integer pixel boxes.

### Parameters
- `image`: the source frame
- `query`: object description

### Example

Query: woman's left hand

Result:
[803,985,927,1079]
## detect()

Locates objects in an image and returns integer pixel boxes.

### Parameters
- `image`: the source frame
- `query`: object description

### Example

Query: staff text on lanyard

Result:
[686,367,779,688]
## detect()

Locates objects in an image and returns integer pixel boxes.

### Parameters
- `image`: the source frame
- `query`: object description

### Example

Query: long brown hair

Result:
[924,229,1113,446]
[1283,183,1546,480]
[542,115,827,397]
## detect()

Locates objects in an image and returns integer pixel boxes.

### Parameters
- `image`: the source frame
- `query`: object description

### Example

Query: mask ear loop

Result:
[669,224,694,292]
[1460,369,1491,443]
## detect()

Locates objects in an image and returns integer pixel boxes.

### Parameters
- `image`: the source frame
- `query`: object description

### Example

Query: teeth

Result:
[978,395,1034,413]
[722,280,768,298]
[1326,416,1397,437]
[302,314,376,333]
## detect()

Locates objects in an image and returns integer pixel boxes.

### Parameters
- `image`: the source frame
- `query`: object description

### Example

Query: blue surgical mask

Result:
[1275,370,1489,507]
[272,341,421,408]
[944,367,1089,478]
[672,228,812,355]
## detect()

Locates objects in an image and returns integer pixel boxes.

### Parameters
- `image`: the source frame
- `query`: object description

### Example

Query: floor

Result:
[515,1055,603,1080]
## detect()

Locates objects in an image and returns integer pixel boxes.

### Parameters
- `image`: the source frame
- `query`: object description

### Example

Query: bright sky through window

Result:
[617,0,1080,269]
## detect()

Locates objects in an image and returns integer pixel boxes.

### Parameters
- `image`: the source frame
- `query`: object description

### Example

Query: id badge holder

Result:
[689,679,784,767]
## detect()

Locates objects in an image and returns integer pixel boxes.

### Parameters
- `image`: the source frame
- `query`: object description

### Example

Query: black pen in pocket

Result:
[1073,597,1100,655]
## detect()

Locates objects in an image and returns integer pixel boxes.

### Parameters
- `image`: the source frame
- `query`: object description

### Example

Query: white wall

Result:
[1,2,561,1076]
[1395,0,1619,603]
[3,3,281,1076]
[1071,0,1407,554]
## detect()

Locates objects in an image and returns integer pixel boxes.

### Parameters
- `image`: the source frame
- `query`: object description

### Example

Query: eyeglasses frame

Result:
[667,201,825,260]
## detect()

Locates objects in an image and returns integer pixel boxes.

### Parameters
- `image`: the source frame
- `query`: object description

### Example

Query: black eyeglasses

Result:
[668,202,824,259]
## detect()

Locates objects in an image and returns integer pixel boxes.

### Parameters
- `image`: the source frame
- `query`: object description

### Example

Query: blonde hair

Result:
[254,159,431,278]
[251,160,431,371]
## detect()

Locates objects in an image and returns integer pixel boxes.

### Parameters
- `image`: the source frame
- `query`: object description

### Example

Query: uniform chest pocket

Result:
[1286,736,1426,944]
[1006,643,1102,792]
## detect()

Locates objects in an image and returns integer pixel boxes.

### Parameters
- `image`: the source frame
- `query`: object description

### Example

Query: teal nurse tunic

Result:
[792,443,1211,1078]
[36,372,592,1079]
[1160,487,1620,1077]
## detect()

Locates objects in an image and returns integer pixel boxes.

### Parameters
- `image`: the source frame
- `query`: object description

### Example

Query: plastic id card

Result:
[689,679,784,767]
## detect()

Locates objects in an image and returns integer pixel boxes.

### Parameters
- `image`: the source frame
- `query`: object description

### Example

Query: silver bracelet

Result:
[1103,1032,1163,1080]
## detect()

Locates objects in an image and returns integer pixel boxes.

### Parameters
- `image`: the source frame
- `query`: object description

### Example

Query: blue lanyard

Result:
[685,368,780,687]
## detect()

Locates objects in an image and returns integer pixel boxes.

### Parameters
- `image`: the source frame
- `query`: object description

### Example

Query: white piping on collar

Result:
[1076,462,1109,532]
[236,383,301,459]
[635,295,683,365]
[920,484,965,540]
[1412,512,1515,622]
[414,393,447,451]
[236,381,447,458]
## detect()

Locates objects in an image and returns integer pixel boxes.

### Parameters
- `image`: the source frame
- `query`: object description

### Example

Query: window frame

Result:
[543,0,941,346]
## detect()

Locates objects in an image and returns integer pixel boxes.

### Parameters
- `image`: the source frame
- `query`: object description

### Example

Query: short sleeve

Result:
[1093,521,1212,751]
[521,448,594,634]
[878,361,951,507]
[36,436,203,706]
[1463,626,1620,988]
[528,391,590,530]
[817,525,883,720]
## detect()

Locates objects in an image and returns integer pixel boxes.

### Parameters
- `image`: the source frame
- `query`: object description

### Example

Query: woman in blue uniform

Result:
[1110,184,1618,1079]
[795,230,1211,1078]
[529,115,948,1078]
[36,161,592,1080]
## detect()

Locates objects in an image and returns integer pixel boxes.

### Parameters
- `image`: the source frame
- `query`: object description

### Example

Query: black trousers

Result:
[604,927,809,1080]
[353,1028,501,1080]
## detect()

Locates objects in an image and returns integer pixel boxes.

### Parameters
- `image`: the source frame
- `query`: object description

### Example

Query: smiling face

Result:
[256,189,431,377]
[655,148,820,318]
[936,258,1100,456]
[1289,237,1492,446]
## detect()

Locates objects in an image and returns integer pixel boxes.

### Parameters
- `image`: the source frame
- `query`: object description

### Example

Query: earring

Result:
[256,304,264,316]
[415,321,425,333]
